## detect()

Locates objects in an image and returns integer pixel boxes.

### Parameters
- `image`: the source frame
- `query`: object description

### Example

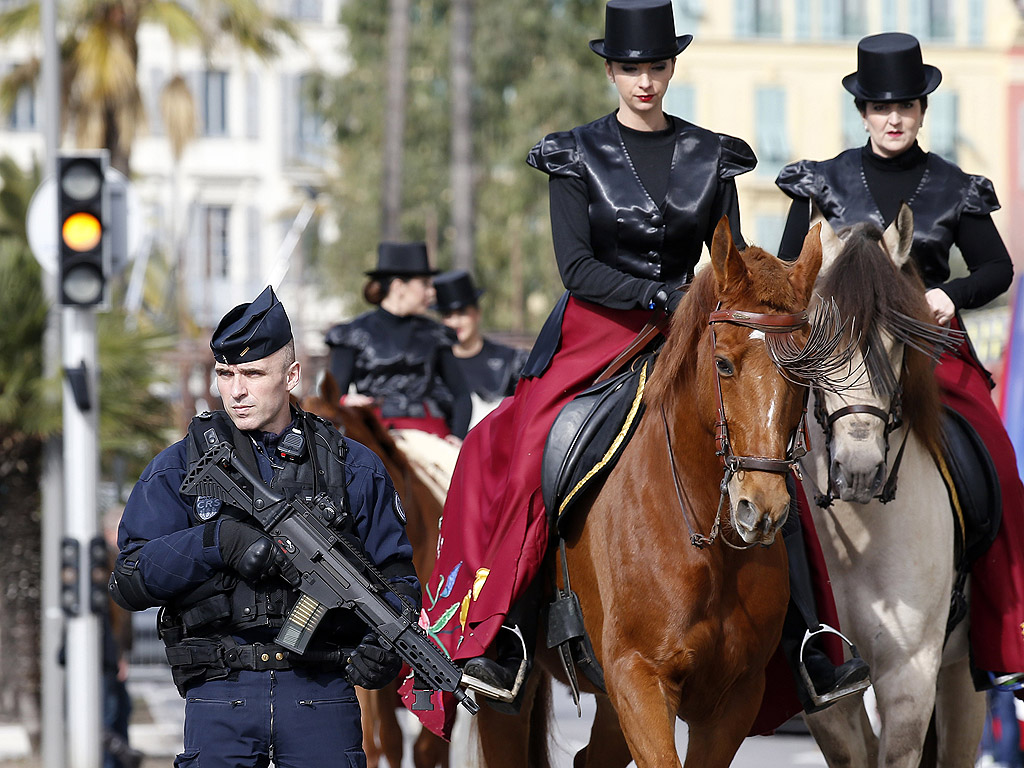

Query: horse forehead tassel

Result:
[764,297,863,392]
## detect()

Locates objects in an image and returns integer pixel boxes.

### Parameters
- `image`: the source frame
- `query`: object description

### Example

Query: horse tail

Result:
[528,672,554,768]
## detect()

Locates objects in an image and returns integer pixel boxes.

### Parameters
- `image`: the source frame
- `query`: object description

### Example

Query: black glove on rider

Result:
[346,633,403,689]
[215,519,300,586]
[647,285,685,314]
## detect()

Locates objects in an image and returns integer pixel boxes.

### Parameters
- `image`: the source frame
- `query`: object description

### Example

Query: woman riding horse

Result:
[776,31,1024,687]
[325,241,471,499]
[404,0,865,737]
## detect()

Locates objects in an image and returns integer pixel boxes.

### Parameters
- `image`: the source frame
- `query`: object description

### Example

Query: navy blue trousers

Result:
[174,669,365,768]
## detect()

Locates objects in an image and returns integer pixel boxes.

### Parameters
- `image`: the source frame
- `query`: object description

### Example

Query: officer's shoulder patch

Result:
[393,491,407,526]
[195,496,223,522]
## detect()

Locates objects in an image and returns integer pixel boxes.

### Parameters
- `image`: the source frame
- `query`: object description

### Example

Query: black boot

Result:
[462,581,539,712]
[780,482,870,713]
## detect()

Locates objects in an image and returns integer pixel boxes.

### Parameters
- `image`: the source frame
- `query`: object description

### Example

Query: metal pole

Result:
[62,308,102,768]
[40,0,66,766]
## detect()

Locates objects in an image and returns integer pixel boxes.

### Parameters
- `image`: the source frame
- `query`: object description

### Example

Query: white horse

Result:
[799,206,986,766]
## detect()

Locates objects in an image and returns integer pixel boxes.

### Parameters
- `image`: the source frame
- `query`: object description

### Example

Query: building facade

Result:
[0,0,347,356]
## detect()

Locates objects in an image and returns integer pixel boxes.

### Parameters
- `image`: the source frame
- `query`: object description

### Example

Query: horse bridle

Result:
[664,305,811,549]
[806,382,908,507]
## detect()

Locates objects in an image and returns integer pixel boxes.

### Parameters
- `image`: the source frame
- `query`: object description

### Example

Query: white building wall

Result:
[0,0,349,357]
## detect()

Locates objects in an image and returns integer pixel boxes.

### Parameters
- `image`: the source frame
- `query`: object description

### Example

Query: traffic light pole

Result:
[40,0,67,767]
[62,306,102,768]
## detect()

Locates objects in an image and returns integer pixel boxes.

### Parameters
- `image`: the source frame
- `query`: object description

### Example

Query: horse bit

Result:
[663,306,812,550]
[805,382,906,507]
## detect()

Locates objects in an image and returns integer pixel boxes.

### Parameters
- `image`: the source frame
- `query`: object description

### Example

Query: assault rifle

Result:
[179,441,479,715]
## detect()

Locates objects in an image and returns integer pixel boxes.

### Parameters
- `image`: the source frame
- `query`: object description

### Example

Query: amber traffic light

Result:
[57,153,109,307]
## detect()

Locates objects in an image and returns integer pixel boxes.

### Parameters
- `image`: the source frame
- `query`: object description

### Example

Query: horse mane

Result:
[646,245,805,407]
[816,223,944,452]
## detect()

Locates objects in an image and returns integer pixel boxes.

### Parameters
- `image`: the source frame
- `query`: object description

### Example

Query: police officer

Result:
[433,270,529,428]
[109,286,418,767]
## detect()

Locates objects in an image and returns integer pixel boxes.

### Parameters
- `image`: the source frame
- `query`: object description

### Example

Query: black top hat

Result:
[366,242,439,279]
[842,32,942,102]
[433,270,484,314]
[211,285,292,365]
[589,0,692,62]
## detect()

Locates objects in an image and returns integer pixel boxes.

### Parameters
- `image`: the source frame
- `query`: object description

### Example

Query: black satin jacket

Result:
[776,148,1000,290]
[456,339,530,404]
[325,310,457,421]
[528,112,756,286]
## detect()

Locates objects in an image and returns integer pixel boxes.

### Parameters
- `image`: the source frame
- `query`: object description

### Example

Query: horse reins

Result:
[664,306,811,549]
[806,384,908,507]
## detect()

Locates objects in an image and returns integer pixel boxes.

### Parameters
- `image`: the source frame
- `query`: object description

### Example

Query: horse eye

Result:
[715,356,735,376]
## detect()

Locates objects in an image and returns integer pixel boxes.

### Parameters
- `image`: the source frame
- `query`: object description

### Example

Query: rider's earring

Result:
[863,123,869,132]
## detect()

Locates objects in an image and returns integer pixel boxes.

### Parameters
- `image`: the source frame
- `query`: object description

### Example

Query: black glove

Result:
[216,520,300,586]
[665,287,685,313]
[648,287,670,313]
[647,286,686,314]
[346,633,402,689]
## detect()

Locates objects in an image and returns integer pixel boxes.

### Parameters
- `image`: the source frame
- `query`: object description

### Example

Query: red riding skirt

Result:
[937,330,1024,675]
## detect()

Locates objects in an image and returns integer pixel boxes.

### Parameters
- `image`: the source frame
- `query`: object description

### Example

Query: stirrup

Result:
[989,671,1024,692]
[799,625,870,711]
[461,625,529,703]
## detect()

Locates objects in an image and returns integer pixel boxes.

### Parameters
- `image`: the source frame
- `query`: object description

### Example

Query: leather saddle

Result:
[939,405,1001,567]
[541,352,655,537]
[938,404,1001,639]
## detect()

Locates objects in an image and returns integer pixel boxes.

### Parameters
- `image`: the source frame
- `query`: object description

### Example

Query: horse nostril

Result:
[869,464,886,495]
[734,499,759,532]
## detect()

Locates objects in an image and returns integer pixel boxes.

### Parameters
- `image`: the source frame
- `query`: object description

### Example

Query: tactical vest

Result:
[163,408,352,647]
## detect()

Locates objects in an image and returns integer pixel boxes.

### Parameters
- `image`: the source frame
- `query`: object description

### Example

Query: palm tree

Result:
[0,0,298,174]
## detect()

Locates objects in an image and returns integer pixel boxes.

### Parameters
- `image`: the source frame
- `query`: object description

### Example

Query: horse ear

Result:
[710,215,749,294]
[882,202,914,269]
[789,222,823,302]
[809,201,841,277]
[321,370,341,405]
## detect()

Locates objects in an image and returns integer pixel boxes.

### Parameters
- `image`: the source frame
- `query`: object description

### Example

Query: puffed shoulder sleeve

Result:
[775,159,820,200]
[423,319,457,347]
[717,133,757,180]
[325,321,357,348]
[526,130,582,179]
[963,174,1000,216]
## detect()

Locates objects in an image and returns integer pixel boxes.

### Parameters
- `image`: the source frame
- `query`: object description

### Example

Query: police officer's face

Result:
[215,347,300,434]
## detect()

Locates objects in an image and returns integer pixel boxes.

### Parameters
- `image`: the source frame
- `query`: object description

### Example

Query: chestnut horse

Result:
[475,219,830,767]
[799,207,985,766]
[302,373,450,768]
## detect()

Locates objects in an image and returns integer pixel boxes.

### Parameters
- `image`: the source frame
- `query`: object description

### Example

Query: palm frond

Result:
[0,2,41,41]
[141,0,203,45]
[160,74,196,160]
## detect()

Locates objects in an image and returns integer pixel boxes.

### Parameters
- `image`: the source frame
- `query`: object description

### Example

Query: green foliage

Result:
[0,238,58,439]
[322,0,610,332]
[96,304,177,479]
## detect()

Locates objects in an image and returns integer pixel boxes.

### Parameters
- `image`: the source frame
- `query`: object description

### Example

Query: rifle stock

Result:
[180,442,479,715]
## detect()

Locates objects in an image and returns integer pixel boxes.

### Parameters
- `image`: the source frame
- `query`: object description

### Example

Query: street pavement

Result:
[0,669,827,767]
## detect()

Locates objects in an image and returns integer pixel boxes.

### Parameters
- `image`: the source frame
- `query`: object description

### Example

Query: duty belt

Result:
[166,640,345,672]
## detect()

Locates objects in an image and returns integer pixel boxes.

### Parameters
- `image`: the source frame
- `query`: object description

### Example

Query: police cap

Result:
[211,286,292,364]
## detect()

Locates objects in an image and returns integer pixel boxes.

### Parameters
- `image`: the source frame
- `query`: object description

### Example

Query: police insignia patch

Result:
[195,496,223,521]
[393,491,407,525]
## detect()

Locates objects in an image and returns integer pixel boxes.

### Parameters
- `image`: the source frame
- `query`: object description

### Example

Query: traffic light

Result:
[57,151,109,307]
